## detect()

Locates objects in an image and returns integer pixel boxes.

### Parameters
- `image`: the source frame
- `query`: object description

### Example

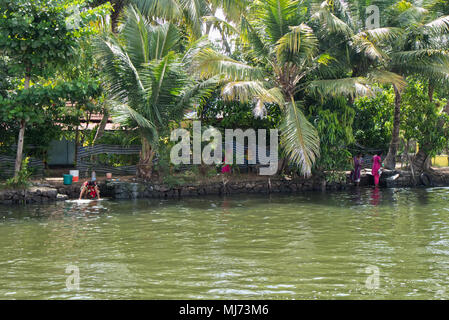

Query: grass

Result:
[432,155,449,167]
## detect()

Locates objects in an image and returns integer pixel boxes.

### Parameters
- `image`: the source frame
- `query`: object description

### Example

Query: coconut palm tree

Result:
[309,0,403,80]
[95,4,217,179]
[380,1,449,170]
[190,0,401,176]
[131,0,249,43]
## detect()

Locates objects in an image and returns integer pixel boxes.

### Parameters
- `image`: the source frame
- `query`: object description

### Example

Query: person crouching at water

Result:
[352,152,363,186]
[372,151,383,187]
[79,179,101,200]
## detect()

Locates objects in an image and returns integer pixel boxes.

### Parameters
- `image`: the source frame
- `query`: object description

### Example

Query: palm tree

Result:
[95,4,216,179]
[381,1,449,170]
[309,0,404,80]
[191,0,399,176]
[131,0,249,43]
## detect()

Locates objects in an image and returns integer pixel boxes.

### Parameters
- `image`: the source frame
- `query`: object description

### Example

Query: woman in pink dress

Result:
[372,151,383,186]
[221,157,231,174]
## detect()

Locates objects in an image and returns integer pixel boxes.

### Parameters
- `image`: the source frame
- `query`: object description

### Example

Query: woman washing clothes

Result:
[79,177,101,200]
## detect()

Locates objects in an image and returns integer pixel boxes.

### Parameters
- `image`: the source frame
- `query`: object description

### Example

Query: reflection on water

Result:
[1,187,449,299]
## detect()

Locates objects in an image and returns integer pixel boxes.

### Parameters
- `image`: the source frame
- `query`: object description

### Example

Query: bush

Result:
[5,157,32,189]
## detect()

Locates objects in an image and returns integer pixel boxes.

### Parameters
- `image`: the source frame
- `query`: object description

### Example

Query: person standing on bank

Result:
[352,153,363,186]
[372,151,383,187]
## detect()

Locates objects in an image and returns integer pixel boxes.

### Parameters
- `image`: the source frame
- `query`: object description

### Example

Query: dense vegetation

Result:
[1,0,449,182]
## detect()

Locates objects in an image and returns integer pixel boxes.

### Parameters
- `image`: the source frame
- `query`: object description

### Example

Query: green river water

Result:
[1,187,449,299]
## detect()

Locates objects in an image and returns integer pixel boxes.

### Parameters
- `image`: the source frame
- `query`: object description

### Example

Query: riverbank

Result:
[2,168,449,204]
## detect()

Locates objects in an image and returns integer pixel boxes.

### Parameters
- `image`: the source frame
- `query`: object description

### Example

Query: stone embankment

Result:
[1,169,449,204]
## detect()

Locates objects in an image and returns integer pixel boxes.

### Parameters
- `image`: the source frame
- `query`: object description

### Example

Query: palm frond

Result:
[181,35,211,66]
[360,27,403,43]
[214,0,249,23]
[149,23,181,60]
[180,0,211,39]
[275,24,318,61]
[121,5,152,66]
[133,0,183,22]
[112,103,156,131]
[221,81,284,105]
[307,77,374,99]
[392,6,427,27]
[312,2,353,37]
[280,100,320,177]
[203,15,239,35]
[424,15,449,36]
[240,16,270,58]
[118,6,181,64]
[391,51,449,79]
[179,75,221,108]
[351,33,388,61]
[260,0,302,43]
[94,34,146,103]
[142,51,186,124]
[366,70,406,90]
[191,48,265,80]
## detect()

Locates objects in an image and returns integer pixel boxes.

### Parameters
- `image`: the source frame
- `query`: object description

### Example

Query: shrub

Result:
[5,157,32,189]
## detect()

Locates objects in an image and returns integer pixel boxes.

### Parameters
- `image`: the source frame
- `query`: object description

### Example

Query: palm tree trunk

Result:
[412,82,440,172]
[14,120,26,177]
[14,74,30,177]
[137,136,155,180]
[74,127,80,167]
[217,24,231,54]
[412,146,431,172]
[384,84,401,170]
[92,109,109,145]
[428,83,434,102]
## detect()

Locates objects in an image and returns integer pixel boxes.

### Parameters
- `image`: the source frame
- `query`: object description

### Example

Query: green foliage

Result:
[0,0,110,76]
[0,0,77,76]
[402,79,448,156]
[199,91,281,129]
[352,88,394,152]
[0,0,109,170]
[308,97,354,175]
[0,80,101,125]
[5,157,32,189]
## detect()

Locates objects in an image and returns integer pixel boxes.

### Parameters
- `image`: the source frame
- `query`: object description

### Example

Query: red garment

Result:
[371,155,381,175]
[83,181,97,198]
[222,157,231,173]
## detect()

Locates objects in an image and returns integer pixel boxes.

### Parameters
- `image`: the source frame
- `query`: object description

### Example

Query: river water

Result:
[1,187,449,299]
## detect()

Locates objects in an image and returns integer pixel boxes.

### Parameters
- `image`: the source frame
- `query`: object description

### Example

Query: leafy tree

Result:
[401,78,448,171]
[352,88,394,152]
[308,97,355,181]
[0,0,110,177]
